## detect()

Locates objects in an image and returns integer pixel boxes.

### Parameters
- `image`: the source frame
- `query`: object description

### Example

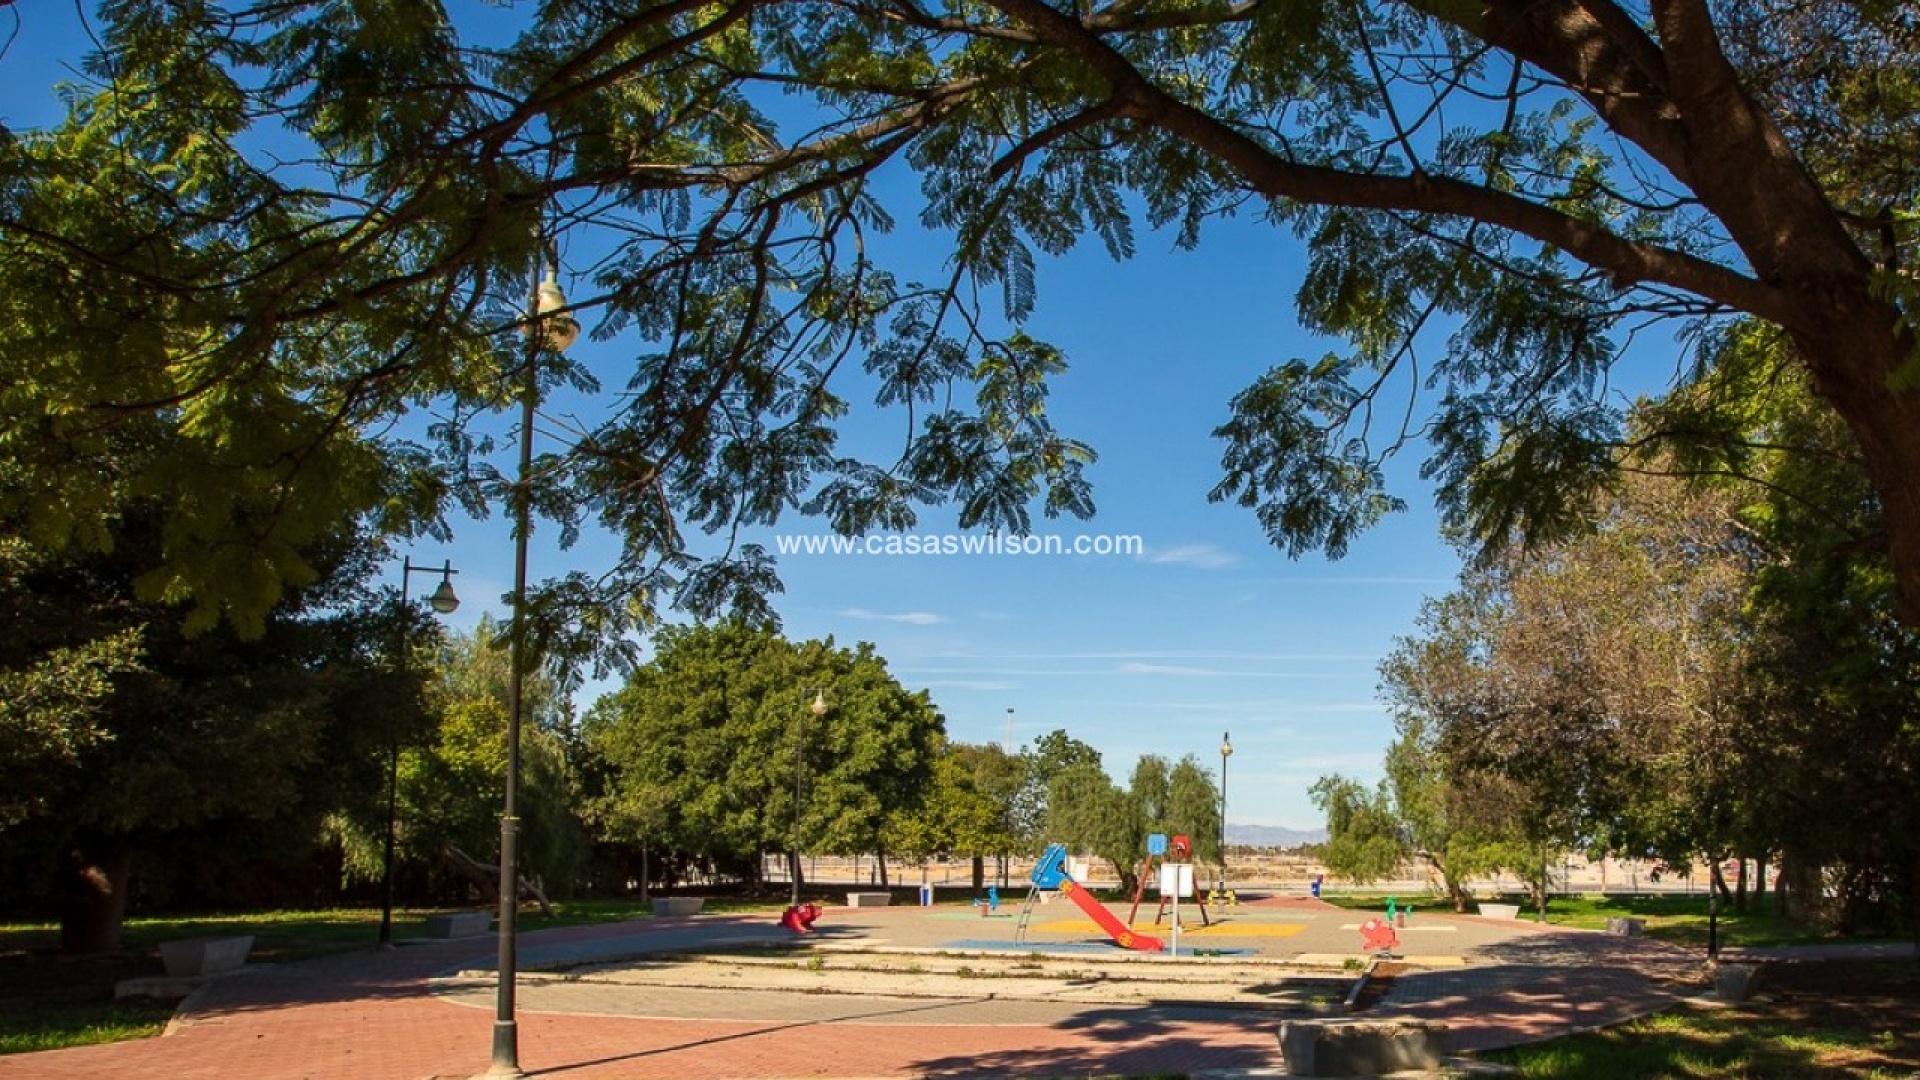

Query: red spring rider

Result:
[780,902,823,934]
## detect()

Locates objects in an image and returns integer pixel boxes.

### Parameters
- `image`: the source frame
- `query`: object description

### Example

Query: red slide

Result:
[1058,876,1164,952]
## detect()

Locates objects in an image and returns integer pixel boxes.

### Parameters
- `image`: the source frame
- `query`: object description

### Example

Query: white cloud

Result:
[915,679,1024,692]
[1142,543,1239,569]
[922,648,1374,662]
[838,608,947,625]
[1117,661,1217,676]
[1242,575,1453,586]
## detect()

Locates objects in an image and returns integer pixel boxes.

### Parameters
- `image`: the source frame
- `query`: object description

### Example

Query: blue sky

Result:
[457,208,1467,829]
[5,4,1470,830]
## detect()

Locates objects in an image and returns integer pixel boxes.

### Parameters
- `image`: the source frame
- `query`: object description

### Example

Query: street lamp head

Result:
[402,557,461,615]
[1221,732,1233,758]
[810,689,829,718]
[529,273,581,352]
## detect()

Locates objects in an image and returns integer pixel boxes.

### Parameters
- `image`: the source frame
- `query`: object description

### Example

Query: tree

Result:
[1040,750,1221,894]
[351,618,588,903]
[1722,370,1920,930]
[0,480,400,952]
[585,623,941,892]
[1044,759,1136,891]
[1121,755,1172,876]
[885,740,1011,893]
[1378,588,1517,911]
[1379,715,1503,913]
[0,542,143,831]
[17,3,1920,647]
[1165,756,1224,869]
[950,742,1026,891]
[1309,776,1407,885]
[1016,729,1104,843]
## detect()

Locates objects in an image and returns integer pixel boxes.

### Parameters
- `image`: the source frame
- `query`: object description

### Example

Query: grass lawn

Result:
[1479,959,1920,1079]
[0,999,177,1056]
[1315,890,1870,949]
[0,894,791,1056]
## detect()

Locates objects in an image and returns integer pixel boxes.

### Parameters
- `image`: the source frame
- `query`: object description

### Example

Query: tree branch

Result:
[984,0,1800,328]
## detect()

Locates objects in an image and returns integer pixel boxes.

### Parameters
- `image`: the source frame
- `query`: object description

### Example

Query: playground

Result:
[0,839,1740,1079]
[0,834,1724,1079]
[0,883,1732,1080]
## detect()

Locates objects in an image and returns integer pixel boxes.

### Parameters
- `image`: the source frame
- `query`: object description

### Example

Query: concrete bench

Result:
[846,891,891,908]
[1715,961,1762,1001]
[651,897,705,916]
[159,935,254,977]
[1277,1018,1448,1077]
[1606,916,1647,936]
[425,911,493,939]
[1477,902,1521,919]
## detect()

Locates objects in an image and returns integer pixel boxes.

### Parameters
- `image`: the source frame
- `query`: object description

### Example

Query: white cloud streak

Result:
[839,608,947,625]
[1142,543,1239,569]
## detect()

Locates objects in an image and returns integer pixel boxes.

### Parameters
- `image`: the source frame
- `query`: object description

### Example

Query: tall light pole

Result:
[485,249,578,1079]
[381,558,459,949]
[793,690,829,908]
[1218,732,1233,897]
[1005,707,1014,753]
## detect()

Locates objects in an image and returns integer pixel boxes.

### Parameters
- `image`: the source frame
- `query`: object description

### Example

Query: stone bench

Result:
[651,897,705,917]
[1477,902,1521,919]
[846,891,892,908]
[1277,1018,1448,1077]
[1715,961,1763,1001]
[1606,916,1647,936]
[425,911,493,939]
[159,935,254,977]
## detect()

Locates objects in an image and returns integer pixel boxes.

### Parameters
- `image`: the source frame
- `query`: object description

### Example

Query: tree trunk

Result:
[1792,322,1920,625]
[1445,871,1470,913]
[877,845,890,888]
[640,842,650,901]
[1710,859,1733,905]
[61,838,132,956]
[971,854,985,895]
[1734,857,1749,912]
[788,847,805,894]
[1777,850,1821,922]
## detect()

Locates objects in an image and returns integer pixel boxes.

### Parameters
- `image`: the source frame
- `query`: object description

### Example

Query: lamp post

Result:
[792,690,828,908]
[485,250,579,1079]
[1218,732,1233,897]
[381,559,459,949]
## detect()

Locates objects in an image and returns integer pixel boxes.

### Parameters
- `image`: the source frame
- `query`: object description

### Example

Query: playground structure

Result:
[1127,833,1211,929]
[1017,843,1165,952]
[1357,897,1407,954]
[779,901,823,934]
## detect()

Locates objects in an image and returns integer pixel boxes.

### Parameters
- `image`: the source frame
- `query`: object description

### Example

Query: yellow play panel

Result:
[1032,919,1309,937]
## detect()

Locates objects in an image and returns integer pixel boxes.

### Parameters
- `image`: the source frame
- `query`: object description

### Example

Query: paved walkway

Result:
[0,898,1712,1079]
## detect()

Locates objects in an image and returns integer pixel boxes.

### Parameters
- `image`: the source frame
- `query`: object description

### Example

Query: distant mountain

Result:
[1227,823,1326,848]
